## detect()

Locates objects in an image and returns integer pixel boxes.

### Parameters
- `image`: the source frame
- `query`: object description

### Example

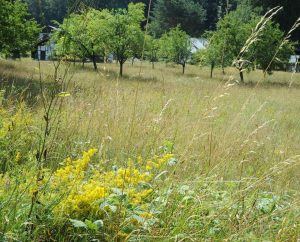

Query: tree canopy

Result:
[247,0,300,40]
[204,4,294,81]
[21,0,299,41]
[106,3,145,76]
[0,0,40,57]
[150,0,206,37]
[23,0,151,26]
[159,26,192,74]
[53,3,145,76]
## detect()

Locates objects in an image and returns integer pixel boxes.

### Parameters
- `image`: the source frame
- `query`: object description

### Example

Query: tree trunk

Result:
[132,57,134,66]
[182,62,186,74]
[239,70,244,83]
[152,61,154,69]
[263,70,267,78]
[221,58,225,74]
[210,61,215,78]
[92,54,97,70]
[119,61,123,77]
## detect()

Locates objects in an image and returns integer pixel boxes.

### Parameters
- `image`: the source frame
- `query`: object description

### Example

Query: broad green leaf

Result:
[69,219,87,228]
[94,220,104,228]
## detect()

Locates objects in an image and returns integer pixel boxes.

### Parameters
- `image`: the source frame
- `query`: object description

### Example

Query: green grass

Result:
[0,58,299,241]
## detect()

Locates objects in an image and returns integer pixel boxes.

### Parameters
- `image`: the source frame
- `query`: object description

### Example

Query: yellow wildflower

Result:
[15,152,21,162]
[141,212,153,219]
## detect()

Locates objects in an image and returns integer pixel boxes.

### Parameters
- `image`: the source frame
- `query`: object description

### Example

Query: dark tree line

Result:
[23,0,299,40]
[23,0,151,26]
[247,0,300,40]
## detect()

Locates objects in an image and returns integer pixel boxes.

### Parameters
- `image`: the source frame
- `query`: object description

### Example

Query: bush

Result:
[0,122,177,241]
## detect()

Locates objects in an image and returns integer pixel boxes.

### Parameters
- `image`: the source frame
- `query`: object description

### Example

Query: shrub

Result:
[49,149,175,240]
[0,135,177,241]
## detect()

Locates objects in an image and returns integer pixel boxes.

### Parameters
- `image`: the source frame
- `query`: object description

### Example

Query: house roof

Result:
[35,26,58,46]
[36,33,50,46]
[190,38,208,53]
[289,55,300,64]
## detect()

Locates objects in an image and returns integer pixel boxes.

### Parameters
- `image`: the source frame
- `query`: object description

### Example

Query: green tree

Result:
[206,4,294,82]
[144,35,159,69]
[247,0,300,40]
[54,12,98,69]
[0,0,40,57]
[52,3,145,74]
[24,0,48,25]
[252,21,295,75]
[106,3,145,76]
[52,28,87,65]
[159,26,192,74]
[205,5,255,78]
[23,0,151,27]
[53,9,112,70]
[150,0,206,37]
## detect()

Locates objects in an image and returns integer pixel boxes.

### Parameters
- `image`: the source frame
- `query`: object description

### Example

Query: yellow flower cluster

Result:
[145,154,174,171]
[52,150,174,219]
[15,152,21,162]
[54,148,98,184]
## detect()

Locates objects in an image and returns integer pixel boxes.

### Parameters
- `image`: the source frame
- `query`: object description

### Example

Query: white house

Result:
[288,55,300,72]
[32,33,55,60]
[32,26,58,61]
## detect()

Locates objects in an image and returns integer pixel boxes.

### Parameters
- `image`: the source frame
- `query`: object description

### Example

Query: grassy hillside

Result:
[0,59,299,241]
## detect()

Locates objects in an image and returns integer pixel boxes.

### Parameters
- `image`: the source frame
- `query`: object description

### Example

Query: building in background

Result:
[190,38,208,53]
[32,26,56,60]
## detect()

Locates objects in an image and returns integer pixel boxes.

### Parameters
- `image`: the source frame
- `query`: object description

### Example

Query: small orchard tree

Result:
[232,7,294,82]
[54,13,98,70]
[53,33,87,65]
[205,4,293,82]
[106,3,145,76]
[190,48,207,66]
[204,32,224,78]
[251,21,294,75]
[204,5,255,79]
[159,26,192,74]
[144,35,159,69]
[130,32,144,65]
[0,0,40,57]
[87,9,112,64]
[53,9,112,70]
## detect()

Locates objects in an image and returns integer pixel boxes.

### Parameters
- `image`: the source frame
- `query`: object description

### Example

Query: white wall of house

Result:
[37,42,55,60]
[288,55,300,72]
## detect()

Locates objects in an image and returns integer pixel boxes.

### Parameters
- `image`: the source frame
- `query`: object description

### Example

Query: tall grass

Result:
[0,58,299,240]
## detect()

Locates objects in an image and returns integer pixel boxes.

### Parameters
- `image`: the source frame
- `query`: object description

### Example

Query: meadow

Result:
[0,59,299,241]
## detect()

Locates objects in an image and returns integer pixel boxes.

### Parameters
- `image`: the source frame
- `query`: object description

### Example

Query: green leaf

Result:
[94,220,104,228]
[69,219,87,228]
[85,220,98,231]
[58,92,71,97]
[100,201,118,213]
